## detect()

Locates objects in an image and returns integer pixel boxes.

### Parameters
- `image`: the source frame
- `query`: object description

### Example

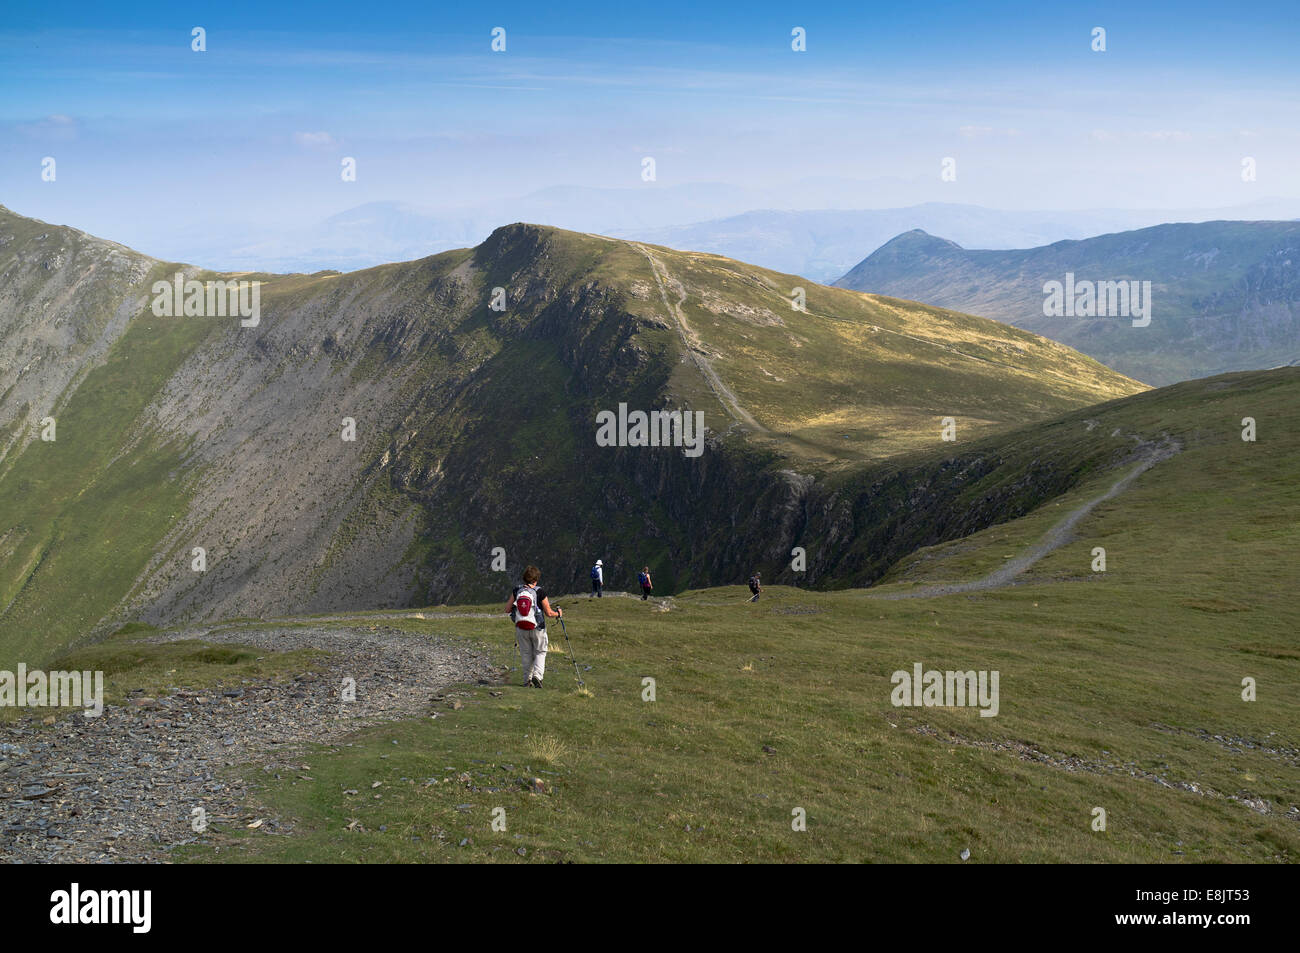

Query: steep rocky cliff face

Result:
[0,205,159,462]
[0,209,1148,663]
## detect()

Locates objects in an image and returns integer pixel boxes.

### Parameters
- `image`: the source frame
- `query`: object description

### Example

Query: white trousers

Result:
[516,628,548,681]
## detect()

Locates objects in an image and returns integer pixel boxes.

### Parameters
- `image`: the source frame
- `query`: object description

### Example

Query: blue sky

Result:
[3,0,1298,260]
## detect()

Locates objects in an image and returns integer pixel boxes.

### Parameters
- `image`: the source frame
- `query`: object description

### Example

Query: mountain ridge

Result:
[835,219,1300,385]
[0,206,1145,666]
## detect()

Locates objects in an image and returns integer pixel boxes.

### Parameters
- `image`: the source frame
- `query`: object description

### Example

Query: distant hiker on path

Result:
[748,572,761,602]
[507,565,563,688]
[591,559,604,598]
[638,566,653,600]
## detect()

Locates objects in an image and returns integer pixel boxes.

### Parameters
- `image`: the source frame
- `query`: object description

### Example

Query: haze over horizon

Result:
[3,0,1299,269]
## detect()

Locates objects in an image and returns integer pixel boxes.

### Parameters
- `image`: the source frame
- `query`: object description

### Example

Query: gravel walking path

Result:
[0,625,499,863]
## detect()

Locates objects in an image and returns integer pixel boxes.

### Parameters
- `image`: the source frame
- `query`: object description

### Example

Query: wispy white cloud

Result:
[959,125,1021,139]
[293,131,338,149]
[14,114,79,140]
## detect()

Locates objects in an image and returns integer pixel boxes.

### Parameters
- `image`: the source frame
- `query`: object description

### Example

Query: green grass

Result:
[0,278,220,668]
[0,354,1282,862]
[165,369,1300,858]
[2,219,1296,863]
[172,585,1297,863]
[169,383,1299,862]
[617,240,1145,469]
[74,365,1291,865]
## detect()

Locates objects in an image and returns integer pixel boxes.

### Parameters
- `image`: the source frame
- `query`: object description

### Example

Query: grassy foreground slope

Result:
[166,369,1297,863]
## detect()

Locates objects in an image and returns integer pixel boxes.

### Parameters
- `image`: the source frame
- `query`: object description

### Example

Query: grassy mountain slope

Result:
[0,212,1143,667]
[630,240,1139,464]
[113,368,1295,864]
[835,221,1300,386]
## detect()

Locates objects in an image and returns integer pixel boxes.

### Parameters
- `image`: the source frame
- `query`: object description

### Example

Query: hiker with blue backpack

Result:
[638,566,653,600]
[507,565,563,688]
[590,559,603,598]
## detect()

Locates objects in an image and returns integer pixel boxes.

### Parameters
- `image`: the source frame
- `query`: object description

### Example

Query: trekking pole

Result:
[557,613,585,688]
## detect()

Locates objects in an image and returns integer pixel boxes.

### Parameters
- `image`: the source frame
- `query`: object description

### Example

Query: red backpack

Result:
[512,585,539,630]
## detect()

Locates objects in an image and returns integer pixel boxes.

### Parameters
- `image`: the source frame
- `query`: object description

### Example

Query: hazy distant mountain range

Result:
[835,221,1300,386]
[618,202,1300,283]
[78,188,1300,281]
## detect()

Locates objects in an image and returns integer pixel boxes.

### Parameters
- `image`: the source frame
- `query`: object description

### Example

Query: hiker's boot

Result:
[530,676,543,688]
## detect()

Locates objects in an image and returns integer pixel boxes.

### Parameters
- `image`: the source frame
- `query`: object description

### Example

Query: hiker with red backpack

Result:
[506,565,563,688]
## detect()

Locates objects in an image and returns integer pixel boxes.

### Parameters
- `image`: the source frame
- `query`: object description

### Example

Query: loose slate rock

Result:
[0,625,499,863]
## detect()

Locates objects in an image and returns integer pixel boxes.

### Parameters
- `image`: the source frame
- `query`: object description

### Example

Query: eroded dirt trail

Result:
[631,242,768,433]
